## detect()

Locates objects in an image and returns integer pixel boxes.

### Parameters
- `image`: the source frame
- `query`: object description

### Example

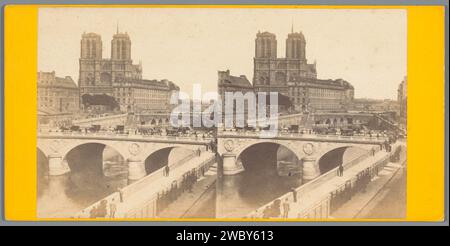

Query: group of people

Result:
[261,193,297,219]
[261,199,282,219]
[155,168,200,214]
[329,181,355,213]
[355,168,374,194]
[181,169,199,193]
[262,199,291,219]
[156,180,182,214]
[381,140,393,152]
[86,198,118,219]
[330,167,376,213]
[389,146,402,162]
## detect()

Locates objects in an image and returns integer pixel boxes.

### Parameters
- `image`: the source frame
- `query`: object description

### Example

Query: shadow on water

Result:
[217,143,302,217]
[37,145,194,218]
[37,145,128,218]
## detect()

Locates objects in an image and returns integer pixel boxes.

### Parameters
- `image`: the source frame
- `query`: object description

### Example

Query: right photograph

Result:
[216,9,407,219]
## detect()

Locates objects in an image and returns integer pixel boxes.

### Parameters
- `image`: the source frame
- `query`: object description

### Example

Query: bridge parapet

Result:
[37,133,213,180]
[218,131,388,144]
[71,113,129,127]
[38,132,213,143]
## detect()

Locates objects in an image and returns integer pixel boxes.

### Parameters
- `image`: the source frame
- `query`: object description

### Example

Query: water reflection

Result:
[217,143,302,218]
[37,145,128,218]
[37,145,194,218]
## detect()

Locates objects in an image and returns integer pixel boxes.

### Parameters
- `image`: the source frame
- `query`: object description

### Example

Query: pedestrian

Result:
[181,174,187,191]
[188,174,193,193]
[282,198,290,219]
[361,174,368,193]
[164,165,170,177]
[156,193,161,213]
[262,205,271,219]
[109,198,117,218]
[330,191,338,212]
[89,205,98,218]
[162,190,168,209]
[272,199,281,218]
[118,188,124,203]
[291,187,297,203]
[338,165,344,177]
[173,181,180,198]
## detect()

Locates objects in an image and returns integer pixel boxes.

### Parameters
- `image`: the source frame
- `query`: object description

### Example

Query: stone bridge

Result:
[37,133,213,181]
[217,131,388,181]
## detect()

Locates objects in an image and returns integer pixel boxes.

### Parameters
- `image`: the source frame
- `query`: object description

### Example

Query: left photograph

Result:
[37,8,218,219]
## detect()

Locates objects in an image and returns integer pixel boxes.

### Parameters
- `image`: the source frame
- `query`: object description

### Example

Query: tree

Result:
[81,93,119,110]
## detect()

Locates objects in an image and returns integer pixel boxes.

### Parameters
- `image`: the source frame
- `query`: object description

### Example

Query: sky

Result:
[38,7,406,100]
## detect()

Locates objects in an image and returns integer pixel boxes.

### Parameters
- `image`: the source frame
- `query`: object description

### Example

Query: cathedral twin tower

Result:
[80,31,131,61]
[255,30,306,60]
[253,30,317,94]
[79,31,142,97]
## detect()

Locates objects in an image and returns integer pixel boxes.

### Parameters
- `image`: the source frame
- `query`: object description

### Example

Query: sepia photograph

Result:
[36,7,407,219]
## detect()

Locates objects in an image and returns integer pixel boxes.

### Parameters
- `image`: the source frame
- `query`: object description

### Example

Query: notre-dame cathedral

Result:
[252,30,354,112]
[252,30,317,95]
[78,30,178,113]
[79,31,142,96]
[219,29,354,113]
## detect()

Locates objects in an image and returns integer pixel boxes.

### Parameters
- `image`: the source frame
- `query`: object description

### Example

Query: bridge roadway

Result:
[73,151,216,219]
[37,131,213,145]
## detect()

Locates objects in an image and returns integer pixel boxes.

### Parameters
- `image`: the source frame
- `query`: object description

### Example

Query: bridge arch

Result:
[142,146,197,175]
[61,142,127,176]
[235,141,301,162]
[219,141,304,210]
[316,145,368,174]
[37,147,49,176]
[36,143,52,158]
[59,141,128,162]
[37,148,49,198]
[235,141,301,174]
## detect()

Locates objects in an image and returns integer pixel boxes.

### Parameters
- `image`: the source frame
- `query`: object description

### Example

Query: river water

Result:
[215,143,368,218]
[37,143,366,218]
[216,143,303,218]
[37,146,194,218]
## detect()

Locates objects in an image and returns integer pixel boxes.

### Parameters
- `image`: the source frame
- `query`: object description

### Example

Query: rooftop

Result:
[219,71,253,89]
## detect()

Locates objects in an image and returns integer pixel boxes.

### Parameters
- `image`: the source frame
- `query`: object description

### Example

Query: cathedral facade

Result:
[252,30,354,112]
[78,31,179,113]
